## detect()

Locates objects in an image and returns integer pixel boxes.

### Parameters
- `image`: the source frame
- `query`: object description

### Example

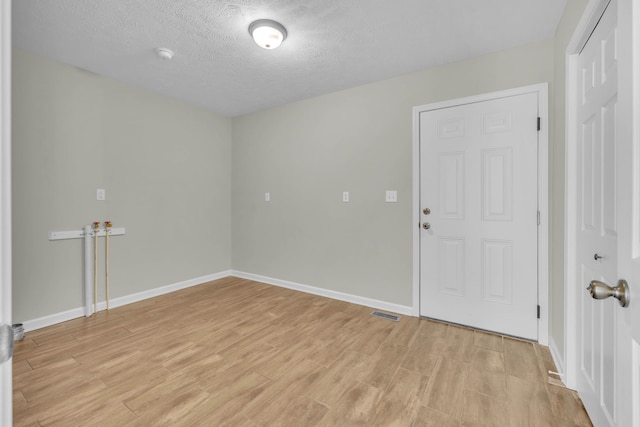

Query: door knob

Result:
[423,208,431,215]
[587,279,630,307]
[422,222,431,230]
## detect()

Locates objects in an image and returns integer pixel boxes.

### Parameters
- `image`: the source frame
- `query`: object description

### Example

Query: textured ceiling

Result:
[12,0,567,117]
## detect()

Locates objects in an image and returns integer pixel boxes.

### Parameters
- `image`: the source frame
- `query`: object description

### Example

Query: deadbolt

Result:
[423,208,431,215]
[594,253,603,260]
[422,222,431,230]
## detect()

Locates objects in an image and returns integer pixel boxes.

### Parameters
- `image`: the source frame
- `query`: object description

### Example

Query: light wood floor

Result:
[13,277,592,426]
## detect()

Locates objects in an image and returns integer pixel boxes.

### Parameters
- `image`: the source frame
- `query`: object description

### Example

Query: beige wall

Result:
[550,0,590,361]
[13,2,589,355]
[232,40,554,307]
[12,49,232,322]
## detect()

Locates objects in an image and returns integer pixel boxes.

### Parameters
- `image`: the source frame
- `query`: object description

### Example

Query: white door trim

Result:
[564,0,614,391]
[0,0,12,425]
[412,83,549,345]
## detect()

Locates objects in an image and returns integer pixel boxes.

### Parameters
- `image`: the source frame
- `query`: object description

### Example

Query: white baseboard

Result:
[22,271,232,332]
[230,270,415,317]
[548,335,570,388]
[22,306,87,333]
[22,269,414,332]
[107,270,231,311]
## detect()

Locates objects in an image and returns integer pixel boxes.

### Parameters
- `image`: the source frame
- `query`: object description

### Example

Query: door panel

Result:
[482,239,513,304]
[438,152,465,219]
[482,148,513,221]
[571,1,640,423]
[615,0,640,424]
[419,92,539,340]
[575,1,618,425]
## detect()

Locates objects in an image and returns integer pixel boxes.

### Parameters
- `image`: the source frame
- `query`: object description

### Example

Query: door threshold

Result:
[419,315,538,343]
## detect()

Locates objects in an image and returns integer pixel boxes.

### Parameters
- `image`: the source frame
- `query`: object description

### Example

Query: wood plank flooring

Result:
[13,277,592,426]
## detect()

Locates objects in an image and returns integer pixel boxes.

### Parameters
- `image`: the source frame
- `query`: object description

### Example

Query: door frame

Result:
[411,83,550,345]
[0,0,12,425]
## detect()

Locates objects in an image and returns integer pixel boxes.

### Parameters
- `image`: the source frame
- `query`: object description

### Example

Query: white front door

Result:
[570,0,640,425]
[418,91,540,340]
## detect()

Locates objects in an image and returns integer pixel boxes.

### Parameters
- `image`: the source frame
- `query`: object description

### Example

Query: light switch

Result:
[342,191,350,202]
[97,188,106,201]
[385,190,398,203]
[265,192,270,202]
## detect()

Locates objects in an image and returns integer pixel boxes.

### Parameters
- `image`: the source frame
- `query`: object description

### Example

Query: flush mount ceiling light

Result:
[155,48,174,60]
[248,19,287,50]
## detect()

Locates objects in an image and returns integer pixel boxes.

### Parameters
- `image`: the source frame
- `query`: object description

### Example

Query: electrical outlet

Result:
[265,192,270,202]
[342,191,350,202]
[385,190,398,203]
[96,189,106,201]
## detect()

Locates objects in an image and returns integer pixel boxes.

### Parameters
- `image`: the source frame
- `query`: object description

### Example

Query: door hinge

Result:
[537,210,540,226]
[537,305,541,319]
[537,117,541,131]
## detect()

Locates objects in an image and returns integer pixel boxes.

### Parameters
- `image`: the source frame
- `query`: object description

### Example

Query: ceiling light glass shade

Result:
[249,19,287,49]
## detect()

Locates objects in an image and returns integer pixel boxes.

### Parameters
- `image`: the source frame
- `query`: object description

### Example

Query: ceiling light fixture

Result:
[248,19,287,50]
[155,48,174,60]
